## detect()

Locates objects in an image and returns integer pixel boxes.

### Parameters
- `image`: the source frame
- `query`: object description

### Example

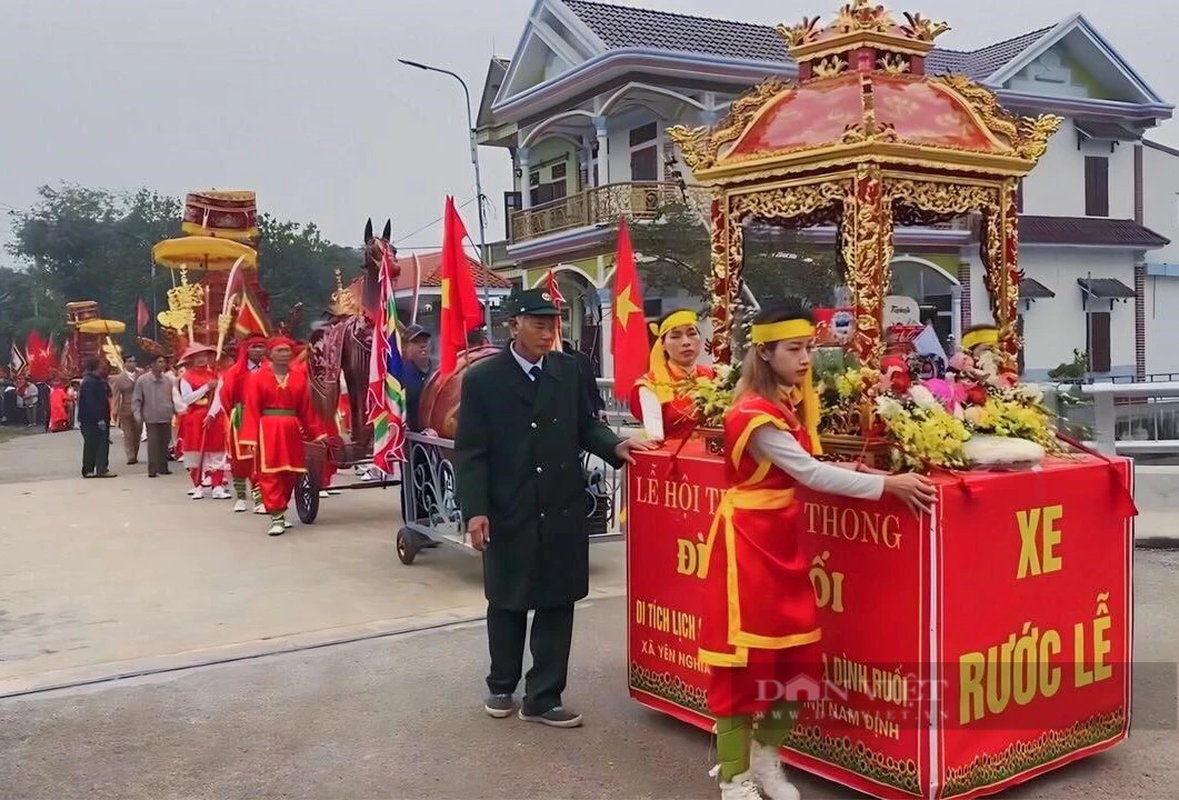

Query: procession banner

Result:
[935,458,1133,799]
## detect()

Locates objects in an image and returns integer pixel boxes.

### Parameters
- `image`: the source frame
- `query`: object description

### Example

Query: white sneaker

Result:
[211,486,232,500]
[233,499,247,513]
[267,517,286,536]
[714,769,763,800]
[190,487,205,500]
[318,490,330,498]
[284,519,293,529]
[254,504,268,515]
[750,742,799,800]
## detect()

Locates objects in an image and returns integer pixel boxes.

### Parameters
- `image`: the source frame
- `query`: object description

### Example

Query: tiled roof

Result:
[561,0,1052,78]
[563,0,790,62]
[1020,215,1171,248]
[392,251,513,292]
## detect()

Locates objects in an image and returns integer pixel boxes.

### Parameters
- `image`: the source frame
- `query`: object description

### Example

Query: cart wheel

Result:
[396,528,420,565]
[295,473,320,524]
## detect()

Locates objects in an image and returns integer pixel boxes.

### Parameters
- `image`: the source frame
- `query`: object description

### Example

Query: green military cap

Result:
[507,288,560,317]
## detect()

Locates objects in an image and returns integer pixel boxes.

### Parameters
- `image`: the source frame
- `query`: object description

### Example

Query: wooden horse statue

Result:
[307,218,399,453]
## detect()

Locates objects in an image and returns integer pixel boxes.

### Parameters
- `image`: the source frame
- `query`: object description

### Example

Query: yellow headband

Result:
[649,310,698,339]
[751,319,815,345]
[961,327,999,352]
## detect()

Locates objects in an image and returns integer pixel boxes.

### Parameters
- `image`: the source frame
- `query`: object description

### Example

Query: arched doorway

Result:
[890,256,962,347]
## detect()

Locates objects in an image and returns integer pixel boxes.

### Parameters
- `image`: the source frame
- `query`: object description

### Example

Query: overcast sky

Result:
[2,0,1177,271]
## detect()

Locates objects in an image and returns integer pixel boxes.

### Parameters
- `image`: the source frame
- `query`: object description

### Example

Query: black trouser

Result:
[486,604,575,716]
[145,423,171,475]
[81,423,110,476]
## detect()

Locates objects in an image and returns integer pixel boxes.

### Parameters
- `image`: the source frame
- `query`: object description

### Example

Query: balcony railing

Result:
[509,181,688,244]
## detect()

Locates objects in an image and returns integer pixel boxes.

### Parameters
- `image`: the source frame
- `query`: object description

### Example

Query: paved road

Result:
[0,428,625,694]
[2,566,1178,800]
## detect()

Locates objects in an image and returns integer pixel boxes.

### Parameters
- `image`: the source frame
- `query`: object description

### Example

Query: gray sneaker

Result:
[483,694,516,718]
[518,705,583,728]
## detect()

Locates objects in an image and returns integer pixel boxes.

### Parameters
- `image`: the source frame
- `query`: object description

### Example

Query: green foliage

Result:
[606,201,845,308]
[3,183,362,355]
[1047,349,1089,381]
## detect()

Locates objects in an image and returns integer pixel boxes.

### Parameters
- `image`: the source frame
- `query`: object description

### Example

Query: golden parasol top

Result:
[152,236,258,271]
[77,319,127,335]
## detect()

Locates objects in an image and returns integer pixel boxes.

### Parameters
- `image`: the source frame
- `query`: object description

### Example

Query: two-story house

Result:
[476,0,1176,379]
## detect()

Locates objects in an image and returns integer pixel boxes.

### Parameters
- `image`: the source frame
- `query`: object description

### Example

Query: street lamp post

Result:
[398,59,493,331]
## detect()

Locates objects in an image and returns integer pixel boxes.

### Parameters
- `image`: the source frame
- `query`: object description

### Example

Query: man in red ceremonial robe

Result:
[240,336,326,536]
[48,376,70,432]
[211,336,268,513]
[175,344,230,499]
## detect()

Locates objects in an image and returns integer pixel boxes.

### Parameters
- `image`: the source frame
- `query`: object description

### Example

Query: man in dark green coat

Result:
[456,288,655,728]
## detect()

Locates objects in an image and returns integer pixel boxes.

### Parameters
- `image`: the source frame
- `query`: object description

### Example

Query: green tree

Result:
[5,183,363,351]
[257,215,362,336]
[607,201,845,309]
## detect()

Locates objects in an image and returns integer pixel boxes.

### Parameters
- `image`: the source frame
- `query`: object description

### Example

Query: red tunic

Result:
[628,363,715,439]
[49,386,69,432]
[217,360,260,461]
[178,368,227,454]
[698,394,820,668]
[240,365,324,473]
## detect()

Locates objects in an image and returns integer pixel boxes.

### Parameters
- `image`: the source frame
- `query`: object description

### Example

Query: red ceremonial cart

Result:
[626,2,1137,798]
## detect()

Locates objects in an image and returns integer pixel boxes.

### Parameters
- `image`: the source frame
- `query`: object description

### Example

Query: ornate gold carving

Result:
[887,178,1000,217]
[900,11,950,42]
[877,52,910,75]
[834,0,895,35]
[842,164,891,365]
[668,78,792,171]
[728,181,850,223]
[157,268,203,337]
[813,55,848,79]
[328,267,361,317]
[777,16,822,48]
[1014,113,1065,161]
[934,74,1063,160]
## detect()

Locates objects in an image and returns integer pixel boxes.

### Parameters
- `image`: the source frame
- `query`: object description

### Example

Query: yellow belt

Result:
[699,487,794,581]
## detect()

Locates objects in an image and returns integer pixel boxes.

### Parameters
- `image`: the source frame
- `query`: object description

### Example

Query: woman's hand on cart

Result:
[883,472,937,517]
[467,515,490,551]
[614,436,660,465]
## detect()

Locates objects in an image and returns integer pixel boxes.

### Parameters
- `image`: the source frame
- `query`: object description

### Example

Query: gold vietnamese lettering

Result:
[1075,591,1113,686]
[675,533,708,580]
[634,476,659,506]
[958,621,1064,725]
[704,486,724,515]
[1016,505,1063,579]
[831,654,871,696]
[809,551,846,613]
[804,502,902,550]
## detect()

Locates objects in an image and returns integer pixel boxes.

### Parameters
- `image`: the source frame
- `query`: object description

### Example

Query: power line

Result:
[393,194,478,245]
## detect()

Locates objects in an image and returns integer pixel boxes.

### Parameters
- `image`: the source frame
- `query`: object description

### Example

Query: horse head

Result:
[361,218,400,317]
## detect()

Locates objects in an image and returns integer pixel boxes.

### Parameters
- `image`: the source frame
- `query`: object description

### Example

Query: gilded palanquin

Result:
[669,0,1061,370]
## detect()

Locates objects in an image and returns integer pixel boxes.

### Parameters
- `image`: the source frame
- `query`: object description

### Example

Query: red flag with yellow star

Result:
[610,217,647,403]
[439,196,482,376]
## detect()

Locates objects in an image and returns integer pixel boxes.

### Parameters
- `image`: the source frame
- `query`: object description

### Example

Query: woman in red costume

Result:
[240,336,326,536]
[175,343,230,500]
[701,301,935,800]
[630,308,715,441]
[210,335,268,513]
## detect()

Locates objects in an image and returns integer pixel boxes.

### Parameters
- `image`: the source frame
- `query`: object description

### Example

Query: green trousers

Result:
[716,701,798,782]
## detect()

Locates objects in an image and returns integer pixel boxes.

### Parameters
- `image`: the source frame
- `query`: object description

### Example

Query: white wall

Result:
[1145,275,1179,374]
[1142,143,1179,262]
[1011,248,1138,377]
[1022,117,1135,220]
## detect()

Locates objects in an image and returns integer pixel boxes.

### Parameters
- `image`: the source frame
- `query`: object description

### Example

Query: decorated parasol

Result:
[77,319,127,373]
[152,237,258,345]
[152,236,257,271]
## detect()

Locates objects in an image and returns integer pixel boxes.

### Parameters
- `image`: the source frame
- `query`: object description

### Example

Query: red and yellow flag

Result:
[610,217,648,403]
[439,196,483,376]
